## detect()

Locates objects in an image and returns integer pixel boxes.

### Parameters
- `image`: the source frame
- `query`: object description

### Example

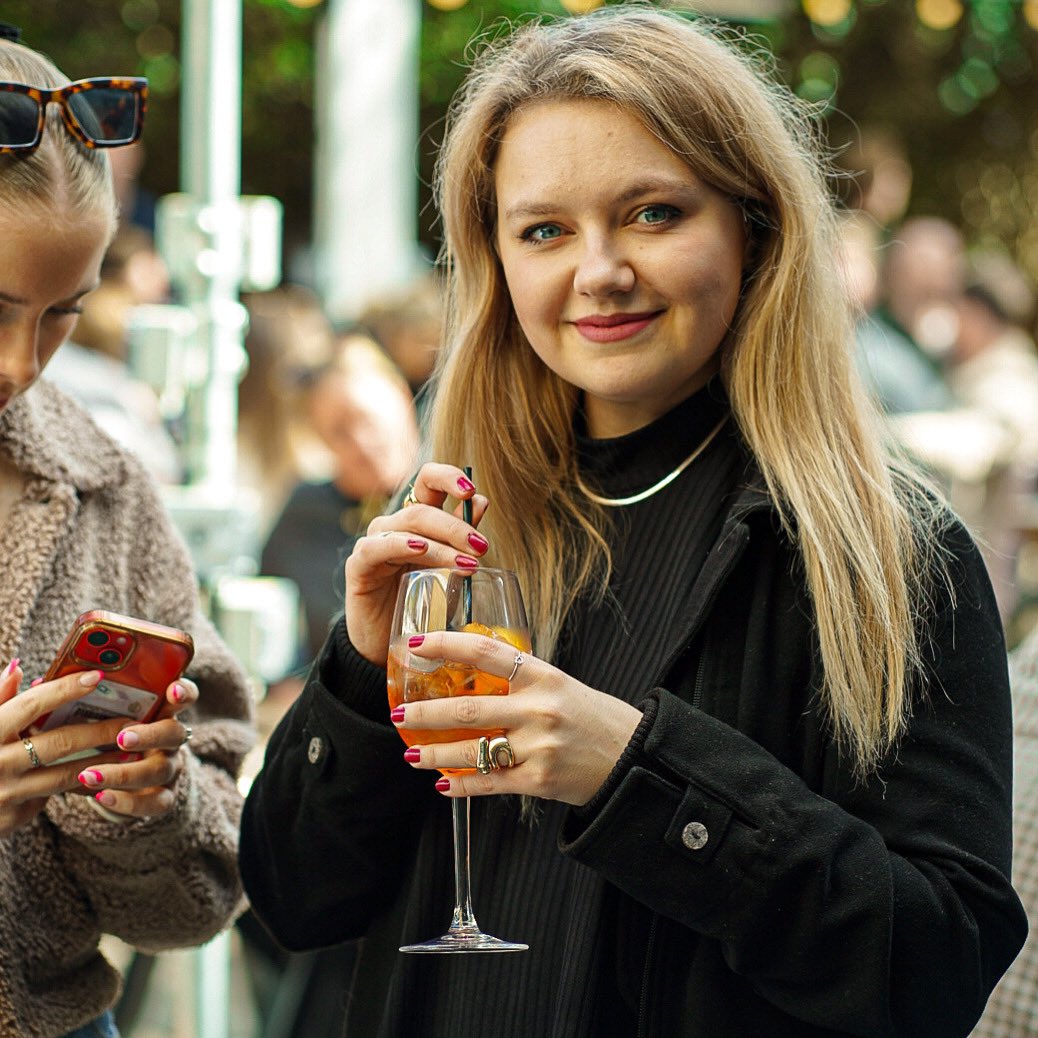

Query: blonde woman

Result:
[0,30,253,1038]
[242,8,1025,1035]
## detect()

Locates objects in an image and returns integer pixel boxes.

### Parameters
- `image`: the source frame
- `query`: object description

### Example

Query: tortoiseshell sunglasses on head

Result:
[0,77,147,156]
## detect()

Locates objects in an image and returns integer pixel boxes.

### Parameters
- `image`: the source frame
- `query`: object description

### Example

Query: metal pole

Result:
[179,0,247,493]
[180,1,243,1033]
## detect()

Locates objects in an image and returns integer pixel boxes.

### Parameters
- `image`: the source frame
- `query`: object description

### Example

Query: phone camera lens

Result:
[98,648,122,666]
[87,630,109,647]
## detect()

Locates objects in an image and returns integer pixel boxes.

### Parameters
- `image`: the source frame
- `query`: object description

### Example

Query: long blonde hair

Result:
[429,6,946,776]
[0,39,116,219]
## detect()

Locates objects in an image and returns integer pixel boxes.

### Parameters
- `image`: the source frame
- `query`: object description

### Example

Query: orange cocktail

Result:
[387,624,530,769]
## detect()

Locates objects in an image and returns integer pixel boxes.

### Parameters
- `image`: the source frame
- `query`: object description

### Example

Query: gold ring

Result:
[488,735,515,769]
[475,735,492,775]
[507,652,524,683]
[403,485,420,508]
[21,737,42,769]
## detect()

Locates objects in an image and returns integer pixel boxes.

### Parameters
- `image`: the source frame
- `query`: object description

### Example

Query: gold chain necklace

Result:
[575,415,729,508]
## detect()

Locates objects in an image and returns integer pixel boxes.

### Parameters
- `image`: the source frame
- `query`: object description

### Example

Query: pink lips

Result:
[572,311,660,343]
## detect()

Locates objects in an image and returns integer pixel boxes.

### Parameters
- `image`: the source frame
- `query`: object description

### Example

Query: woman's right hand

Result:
[344,462,490,667]
[0,662,131,836]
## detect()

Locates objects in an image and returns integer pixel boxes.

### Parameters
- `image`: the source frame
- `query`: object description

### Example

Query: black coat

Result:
[240,480,1027,1037]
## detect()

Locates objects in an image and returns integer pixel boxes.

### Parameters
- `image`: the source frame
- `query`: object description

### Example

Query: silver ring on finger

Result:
[181,725,193,745]
[21,737,43,769]
[507,652,525,684]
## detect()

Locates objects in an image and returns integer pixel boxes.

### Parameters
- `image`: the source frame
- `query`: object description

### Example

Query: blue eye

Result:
[521,223,563,243]
[637,204,680,225]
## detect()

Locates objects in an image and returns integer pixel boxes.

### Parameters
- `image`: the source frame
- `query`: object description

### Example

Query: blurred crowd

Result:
[835,127,1038,649]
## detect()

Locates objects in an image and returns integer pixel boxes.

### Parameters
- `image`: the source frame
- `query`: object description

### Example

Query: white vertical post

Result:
[314,0,424,324]
[179,1,243,1033]
[179,0,247,494]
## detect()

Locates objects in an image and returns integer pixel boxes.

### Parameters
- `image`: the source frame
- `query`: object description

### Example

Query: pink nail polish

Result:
[4,657,20,677]
[435,778,451,792]
[171,683,184,703]
[408,635,425,648]
[457,476,475,493]
[391,705,405,723]
[117,730,140,750]
[95,791,116,807]
[407,538,427,551]
[119,752,141,763]
[467,532,488,554]
[29,677,43,687]
[78,769,104,786]
[404,747,421,763]
[455,554,479,570]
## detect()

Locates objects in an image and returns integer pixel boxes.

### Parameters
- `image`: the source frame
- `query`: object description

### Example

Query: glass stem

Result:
[449,795,480,933]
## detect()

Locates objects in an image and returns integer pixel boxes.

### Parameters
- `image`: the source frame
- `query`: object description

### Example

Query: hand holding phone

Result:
[30,610,194,733]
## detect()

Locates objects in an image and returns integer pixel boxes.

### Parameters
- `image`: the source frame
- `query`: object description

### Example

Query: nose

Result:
[0,321,42,392]
[572,233,636,297]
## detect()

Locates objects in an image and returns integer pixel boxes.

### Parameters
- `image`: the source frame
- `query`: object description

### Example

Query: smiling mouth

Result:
[572,311,661,343]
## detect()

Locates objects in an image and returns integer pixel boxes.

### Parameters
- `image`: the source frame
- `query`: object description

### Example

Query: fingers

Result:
[0,658,22,707]
[113,714,192,755]
[2,670,103,740]
[92,783,176,818]
[164,677,199,715]
[355,463,491,571]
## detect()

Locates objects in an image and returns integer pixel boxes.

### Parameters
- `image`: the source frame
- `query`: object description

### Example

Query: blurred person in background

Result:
[356,272,444,426]
[0,29,253,1038]
[856,215,962,415]
[947,251,1038,626]
[260,334,419,704]
[237,284,337,538]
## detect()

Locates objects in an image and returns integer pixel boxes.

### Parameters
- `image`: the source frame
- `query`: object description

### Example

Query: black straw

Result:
[462,466,473,624]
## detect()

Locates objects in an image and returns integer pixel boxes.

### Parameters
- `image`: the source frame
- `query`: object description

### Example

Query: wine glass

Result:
[387,566,530,953]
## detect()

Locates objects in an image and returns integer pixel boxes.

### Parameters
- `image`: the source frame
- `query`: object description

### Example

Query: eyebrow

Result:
[0,284,99,306]
[501,177,698,222]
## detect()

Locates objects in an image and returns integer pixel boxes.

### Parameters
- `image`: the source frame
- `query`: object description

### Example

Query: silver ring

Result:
[507,652,525,683]
[476,735,492,775]
[488,735,515,769]
[182,725,193,744]
[21,737,42,769]
[403,485,420,508]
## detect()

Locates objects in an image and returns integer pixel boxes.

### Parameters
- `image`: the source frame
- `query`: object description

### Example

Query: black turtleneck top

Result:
[394,379,745,1037]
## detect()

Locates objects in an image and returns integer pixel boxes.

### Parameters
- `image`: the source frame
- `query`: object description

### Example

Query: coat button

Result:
[681,821,709,851]
[307,736,325,765]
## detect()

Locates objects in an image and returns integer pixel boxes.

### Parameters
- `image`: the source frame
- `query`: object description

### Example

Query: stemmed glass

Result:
[387,566,530,953]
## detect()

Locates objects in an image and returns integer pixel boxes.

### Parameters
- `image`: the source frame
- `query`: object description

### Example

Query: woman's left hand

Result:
[75,678,198,819]
[394,631,642,806]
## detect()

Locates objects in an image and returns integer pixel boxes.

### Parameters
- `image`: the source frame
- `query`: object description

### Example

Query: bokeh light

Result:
[1025,0,1038,30]
[915,0,963,31]
[560,0,606,11]
[426,0,470,10]
[802,0,853,26]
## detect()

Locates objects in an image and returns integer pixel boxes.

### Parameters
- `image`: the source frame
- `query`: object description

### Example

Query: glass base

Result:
[400,926,528,954]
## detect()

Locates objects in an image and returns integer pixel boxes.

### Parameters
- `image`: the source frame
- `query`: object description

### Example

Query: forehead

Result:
[493,98,701,201]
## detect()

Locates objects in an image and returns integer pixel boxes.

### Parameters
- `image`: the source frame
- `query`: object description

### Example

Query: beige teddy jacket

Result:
[0,381,255,1038]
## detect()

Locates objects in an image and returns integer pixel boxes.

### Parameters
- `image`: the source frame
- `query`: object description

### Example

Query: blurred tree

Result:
[6,0,1038,287]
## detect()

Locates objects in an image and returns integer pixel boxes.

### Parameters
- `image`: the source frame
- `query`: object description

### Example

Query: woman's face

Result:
[0,203,111,415]
[494,99,746,438]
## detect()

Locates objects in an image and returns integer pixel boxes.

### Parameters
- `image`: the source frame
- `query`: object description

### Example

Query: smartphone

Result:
[29,610,194,733]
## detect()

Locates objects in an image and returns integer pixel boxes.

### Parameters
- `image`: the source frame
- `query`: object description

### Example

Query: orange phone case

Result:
[32,610,194,732]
